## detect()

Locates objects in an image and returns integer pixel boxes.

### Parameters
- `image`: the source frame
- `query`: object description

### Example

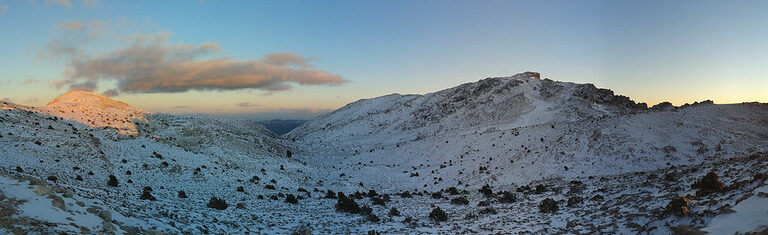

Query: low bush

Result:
[539,198,558,213]
[450,196,469,205]
[429,207,448,222]
[207,196,228,210]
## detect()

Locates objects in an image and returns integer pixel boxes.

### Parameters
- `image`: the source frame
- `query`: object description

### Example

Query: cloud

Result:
[0,5,7,16]
[39,20,105,61]
[52,31,345,94]
[101,89,118,97]
[174,105,191,109]
[236,102,260,108]
[68,81,97,92]
[21,79,41,85]
[80,0,98,8]
[1,97,12,103]
[263,52,314,68]
[46,0,72,8]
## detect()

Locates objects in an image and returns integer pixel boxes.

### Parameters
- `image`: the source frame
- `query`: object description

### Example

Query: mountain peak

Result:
[42,91,148,135]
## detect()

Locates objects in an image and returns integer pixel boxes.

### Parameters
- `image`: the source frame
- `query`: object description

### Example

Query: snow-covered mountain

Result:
[1,72,767,234]
[288,72,768,188]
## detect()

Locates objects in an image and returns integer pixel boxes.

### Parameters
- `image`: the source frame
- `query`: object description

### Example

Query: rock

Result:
[665,196,693,217]
[33,186,53,196]
[48,194,66,210]
[291,223,312,235]
[98,210,112,221]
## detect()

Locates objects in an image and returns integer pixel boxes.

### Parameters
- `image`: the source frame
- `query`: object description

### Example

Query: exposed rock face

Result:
[651,102,675,111]
[572,83,648,111]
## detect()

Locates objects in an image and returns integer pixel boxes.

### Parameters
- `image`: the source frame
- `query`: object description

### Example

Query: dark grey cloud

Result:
[236,102,261,108]
[68,81,97,92]
[174,105,192,109]
[101,88,119,97]
[49,31,346,94]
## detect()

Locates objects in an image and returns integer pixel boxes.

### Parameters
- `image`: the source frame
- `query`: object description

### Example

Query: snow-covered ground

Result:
[1,72,767,233]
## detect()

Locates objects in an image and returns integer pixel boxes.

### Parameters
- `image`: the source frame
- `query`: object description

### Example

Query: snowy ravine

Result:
[1,72,768,234]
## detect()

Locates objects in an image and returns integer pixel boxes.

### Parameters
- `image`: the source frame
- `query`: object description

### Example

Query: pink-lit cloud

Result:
[44,26,346,94]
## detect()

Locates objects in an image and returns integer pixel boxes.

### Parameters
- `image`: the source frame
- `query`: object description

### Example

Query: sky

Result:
[1,0,767,120]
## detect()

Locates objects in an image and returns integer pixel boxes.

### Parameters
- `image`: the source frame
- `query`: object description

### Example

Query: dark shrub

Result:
[236,203,246,209]
[325,190,337,199]
[665,196,692,216]
[366,213,380,223]
[399,191,412,198]
[75,175,83,181]
[665,172,678,182]
[477,200,492,207]
[431,192,443,199]
[265,185,276,190]
[250,175,260,182]
[429,207,448,222]
[371,197,386,206]
[139,187,156,201]
[368,189,378,197]
[298,188,308,193]
[107,175,118,187]
[479,184,493,197]
[388,207,401,216]
[591,194,604,201]
[499,191,516,203]
[15,166,22,172]
[178,190,188,198]
[360,205,373,214]
[567,196,583,207]
[207,196,228,210]
[47,175,58,182]
[236,186,245,192]
[534,184,547,194]
[335,194,361,214]
[692,171,725,195]
[479,207,497,214]
[286,150,293,158]
[285,194,298,204]
[257,195,264,199]
[446,187,460,195]
[539,198,558,213]
[450,196,469,205]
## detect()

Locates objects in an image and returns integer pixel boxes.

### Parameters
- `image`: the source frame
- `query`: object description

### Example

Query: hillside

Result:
[2,74,768,233]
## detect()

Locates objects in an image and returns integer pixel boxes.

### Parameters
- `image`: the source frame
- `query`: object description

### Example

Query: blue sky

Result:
[1,0,766,119]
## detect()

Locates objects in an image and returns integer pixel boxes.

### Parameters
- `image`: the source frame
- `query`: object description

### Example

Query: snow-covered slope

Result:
[2,73,768,234]
[40,91,149,135]
[288,72,768,190]
[289,72,646,144]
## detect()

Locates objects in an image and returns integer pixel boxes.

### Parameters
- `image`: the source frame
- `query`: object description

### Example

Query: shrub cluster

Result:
[207,196,228,210]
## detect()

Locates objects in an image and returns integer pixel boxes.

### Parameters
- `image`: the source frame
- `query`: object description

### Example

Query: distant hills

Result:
[257,119,307,135]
